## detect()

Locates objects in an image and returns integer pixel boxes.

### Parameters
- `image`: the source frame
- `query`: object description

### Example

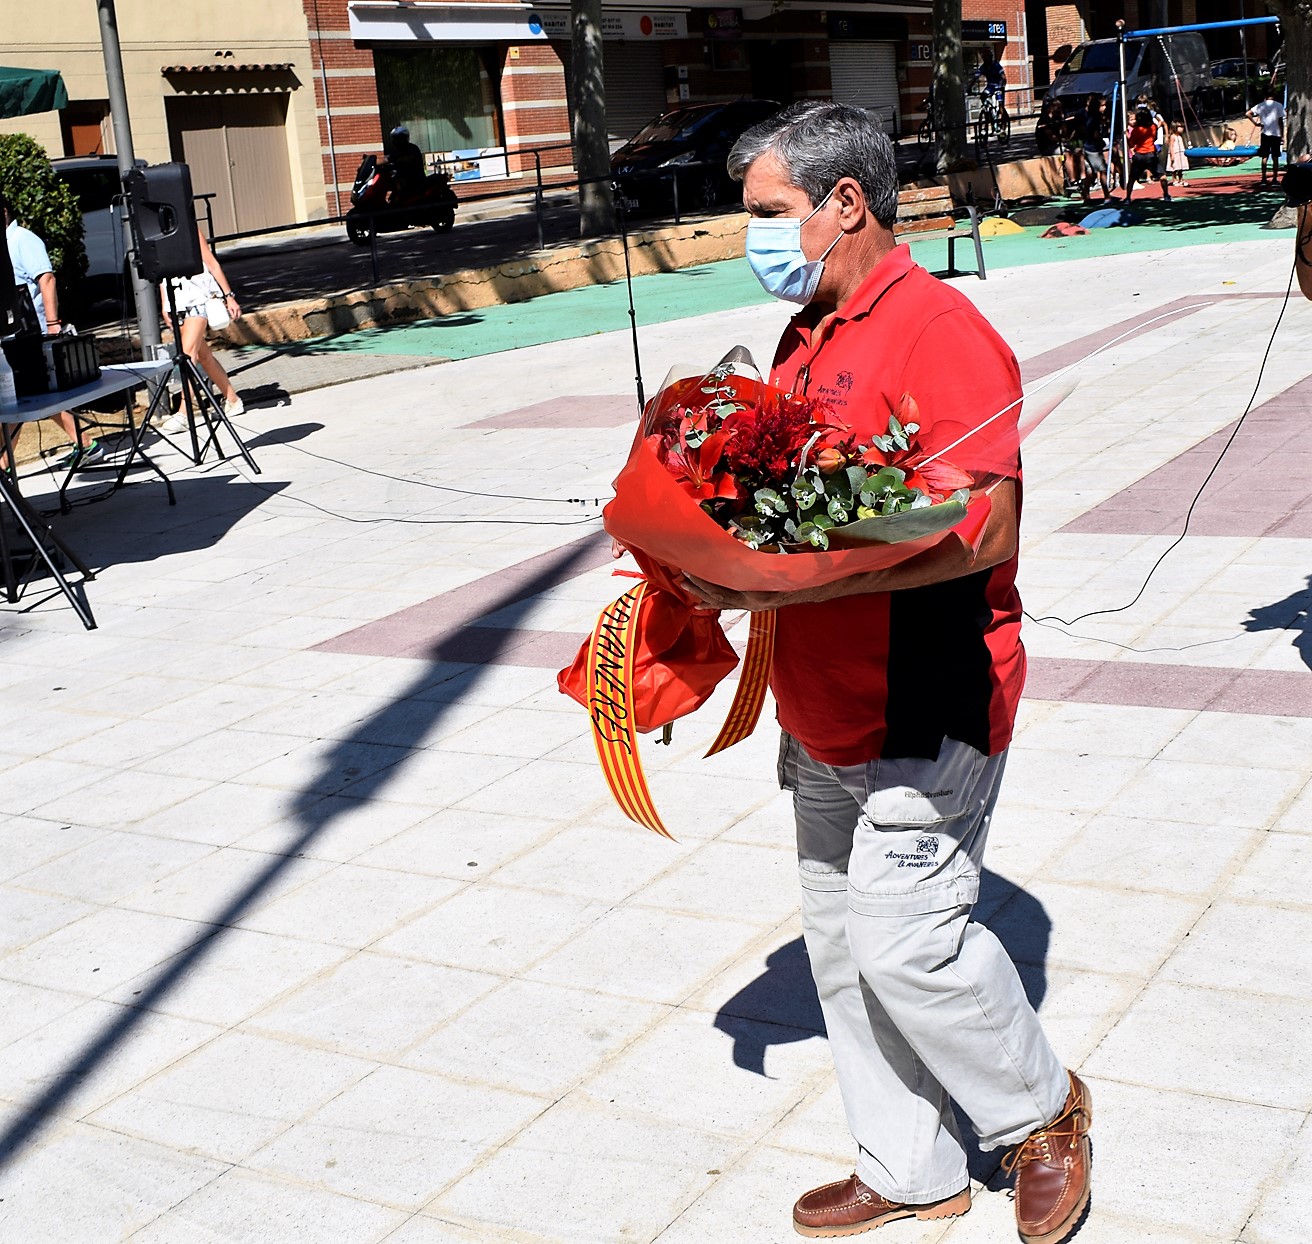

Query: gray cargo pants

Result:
[779,731,1068,1204]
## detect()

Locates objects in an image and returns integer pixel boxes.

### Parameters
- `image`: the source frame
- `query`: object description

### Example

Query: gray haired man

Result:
[684,102,1092,1242]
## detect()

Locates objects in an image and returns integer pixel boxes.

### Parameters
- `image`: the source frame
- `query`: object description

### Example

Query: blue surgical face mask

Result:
[745,187,843,305]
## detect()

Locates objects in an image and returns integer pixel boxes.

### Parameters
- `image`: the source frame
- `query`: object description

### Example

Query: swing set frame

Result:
[1115,14,1283,176]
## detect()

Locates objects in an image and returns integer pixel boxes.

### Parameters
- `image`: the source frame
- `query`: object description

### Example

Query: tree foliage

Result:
[0,133,87,289]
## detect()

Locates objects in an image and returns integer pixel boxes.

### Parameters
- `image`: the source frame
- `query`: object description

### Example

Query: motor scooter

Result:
[345,155,458,246]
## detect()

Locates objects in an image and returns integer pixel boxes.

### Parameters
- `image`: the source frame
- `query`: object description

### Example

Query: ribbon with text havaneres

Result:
[581,581,776,837]
[585,581,670,838]
[705,610,775,758]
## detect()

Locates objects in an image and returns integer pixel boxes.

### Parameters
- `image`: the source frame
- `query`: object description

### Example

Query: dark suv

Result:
[611,99,780,215]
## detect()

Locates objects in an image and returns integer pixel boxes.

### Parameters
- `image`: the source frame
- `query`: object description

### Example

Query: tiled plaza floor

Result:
[2,236,1310,1243]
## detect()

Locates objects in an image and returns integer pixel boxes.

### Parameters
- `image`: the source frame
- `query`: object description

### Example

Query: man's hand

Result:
[681,575,836,612]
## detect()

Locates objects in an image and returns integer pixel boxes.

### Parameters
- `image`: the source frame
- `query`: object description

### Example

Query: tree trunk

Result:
[570,0,616,237]
[932,0,969,172]
[1270,0,1310,161]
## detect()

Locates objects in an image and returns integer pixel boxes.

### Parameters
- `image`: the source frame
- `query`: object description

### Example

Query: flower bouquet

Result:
[560,347,1065,837]
[602,348,999,596]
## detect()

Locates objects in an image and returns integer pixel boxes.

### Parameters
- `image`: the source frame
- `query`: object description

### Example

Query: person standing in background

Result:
[2,192,101,468]
[1248,89,1287,186]
[155,226,244,435]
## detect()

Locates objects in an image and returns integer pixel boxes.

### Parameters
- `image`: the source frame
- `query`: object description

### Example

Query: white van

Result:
[1047,33,1211,117]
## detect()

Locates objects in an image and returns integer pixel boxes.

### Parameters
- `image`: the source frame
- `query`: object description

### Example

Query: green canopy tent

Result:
[0,66,68,119]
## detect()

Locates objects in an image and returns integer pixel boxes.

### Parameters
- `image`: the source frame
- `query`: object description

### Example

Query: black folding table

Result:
[1,360,174,630]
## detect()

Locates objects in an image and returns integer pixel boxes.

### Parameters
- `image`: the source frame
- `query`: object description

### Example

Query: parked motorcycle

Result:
[345,155,458,246]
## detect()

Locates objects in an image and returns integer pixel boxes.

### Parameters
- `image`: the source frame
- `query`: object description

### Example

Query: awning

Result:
[161,62,294,74]
[348,3,688,42]
[0,66,69,119]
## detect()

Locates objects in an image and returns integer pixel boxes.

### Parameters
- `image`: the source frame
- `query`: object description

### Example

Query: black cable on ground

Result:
[1024,255,1300,634]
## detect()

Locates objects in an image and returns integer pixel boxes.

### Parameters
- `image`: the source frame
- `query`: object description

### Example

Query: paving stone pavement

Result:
[1,237,1310,1244]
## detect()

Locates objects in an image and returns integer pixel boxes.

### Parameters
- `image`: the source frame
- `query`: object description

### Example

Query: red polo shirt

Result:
[768,244,1025,765]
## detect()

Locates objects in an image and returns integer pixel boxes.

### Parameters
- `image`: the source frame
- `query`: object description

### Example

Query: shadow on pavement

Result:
[30,475,287,569]
[714,867,1052,1076]
[0,535,605,1171]
[242,421,321,450]
[1243,574,1312,671]
[713,868,1053,1186]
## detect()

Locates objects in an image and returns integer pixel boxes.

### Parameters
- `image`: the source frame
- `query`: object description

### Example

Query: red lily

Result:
[664,425,741,503]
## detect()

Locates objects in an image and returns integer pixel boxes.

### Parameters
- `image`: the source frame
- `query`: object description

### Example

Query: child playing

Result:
[1166,122,1189,186]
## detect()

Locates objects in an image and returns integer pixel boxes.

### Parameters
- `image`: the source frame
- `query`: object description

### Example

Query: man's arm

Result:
[36,270,59,331]
[684,477,1018,612]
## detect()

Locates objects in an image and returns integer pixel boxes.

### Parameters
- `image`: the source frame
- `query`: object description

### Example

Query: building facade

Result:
[3,1,1262,233]
[0,0,327,234]
[306,0,1034,207]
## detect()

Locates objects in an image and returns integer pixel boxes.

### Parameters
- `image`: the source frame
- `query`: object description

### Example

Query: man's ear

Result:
[834,176,867,228]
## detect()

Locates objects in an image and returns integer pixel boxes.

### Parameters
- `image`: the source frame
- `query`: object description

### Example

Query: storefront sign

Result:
[529,9,688,40]
[348,3,686,43]
[440,147,511,182]
[961,20,1008,41]
[705,8,741,39]
[827,13,910,41]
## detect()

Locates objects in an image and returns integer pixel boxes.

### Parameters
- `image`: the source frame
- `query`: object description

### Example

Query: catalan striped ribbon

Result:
[584,586,777,837]
[584,581,671,839]
[705,610,776,758]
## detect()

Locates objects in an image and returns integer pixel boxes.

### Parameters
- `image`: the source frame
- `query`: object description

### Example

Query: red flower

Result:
[663,425,741,503]
[721,394,816,479]
[858,393,974,500]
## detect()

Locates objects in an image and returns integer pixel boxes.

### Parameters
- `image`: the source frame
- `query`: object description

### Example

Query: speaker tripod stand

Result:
[141,283,261,474]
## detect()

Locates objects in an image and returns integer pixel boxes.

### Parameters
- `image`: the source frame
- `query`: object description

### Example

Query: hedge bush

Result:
[0,132,88,293]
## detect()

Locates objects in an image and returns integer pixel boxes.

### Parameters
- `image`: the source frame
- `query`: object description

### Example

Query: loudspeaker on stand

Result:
[124,163,202,283]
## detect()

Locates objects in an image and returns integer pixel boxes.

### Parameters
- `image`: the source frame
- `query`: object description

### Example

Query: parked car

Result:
[1210,57,1269,79]
[611,99,780,216]
[1047,33,1210,119]
[50,155,139,306]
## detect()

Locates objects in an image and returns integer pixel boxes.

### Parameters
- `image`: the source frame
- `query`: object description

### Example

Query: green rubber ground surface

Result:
[239,161,1289,365]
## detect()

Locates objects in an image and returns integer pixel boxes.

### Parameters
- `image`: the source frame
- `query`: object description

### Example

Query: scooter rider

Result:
[385,125,426,200]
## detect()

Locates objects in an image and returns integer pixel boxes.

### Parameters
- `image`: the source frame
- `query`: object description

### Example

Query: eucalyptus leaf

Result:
[829,499,969,547]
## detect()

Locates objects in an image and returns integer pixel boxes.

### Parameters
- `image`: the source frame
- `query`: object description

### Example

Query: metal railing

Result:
[188,139,741,289]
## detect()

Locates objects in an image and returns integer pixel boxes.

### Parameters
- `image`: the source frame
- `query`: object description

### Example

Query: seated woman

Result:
[156,227,243,433]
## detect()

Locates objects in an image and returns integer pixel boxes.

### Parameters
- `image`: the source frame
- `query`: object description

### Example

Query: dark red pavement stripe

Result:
[1061,371,1312,538]
[313,532,615,660]
[1024,656,1311,716]
[459,395,636,430]
[1020,291,1284,385]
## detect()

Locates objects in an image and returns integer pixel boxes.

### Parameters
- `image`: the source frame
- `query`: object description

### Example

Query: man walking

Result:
[1248,88,1287,185]
[686,102,1092,1242]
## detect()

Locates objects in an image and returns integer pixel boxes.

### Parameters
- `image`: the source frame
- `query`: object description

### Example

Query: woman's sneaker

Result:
[224,397,245,417]
[52,440,105,470]
[153,411,189,435]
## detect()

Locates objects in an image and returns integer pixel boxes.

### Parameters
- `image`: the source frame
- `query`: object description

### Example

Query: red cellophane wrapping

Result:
[558,358,997,734]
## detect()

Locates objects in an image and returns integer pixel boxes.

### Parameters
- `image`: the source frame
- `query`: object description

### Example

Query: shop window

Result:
[374,46,504,155]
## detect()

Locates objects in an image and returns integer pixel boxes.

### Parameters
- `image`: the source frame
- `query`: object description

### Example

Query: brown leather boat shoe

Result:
[1004,1071,1093,1244]
[792,1174,971,1238]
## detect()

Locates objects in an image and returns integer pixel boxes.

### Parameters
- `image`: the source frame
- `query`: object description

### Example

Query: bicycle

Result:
[917,89,944,148]
[973,85,1011,148]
